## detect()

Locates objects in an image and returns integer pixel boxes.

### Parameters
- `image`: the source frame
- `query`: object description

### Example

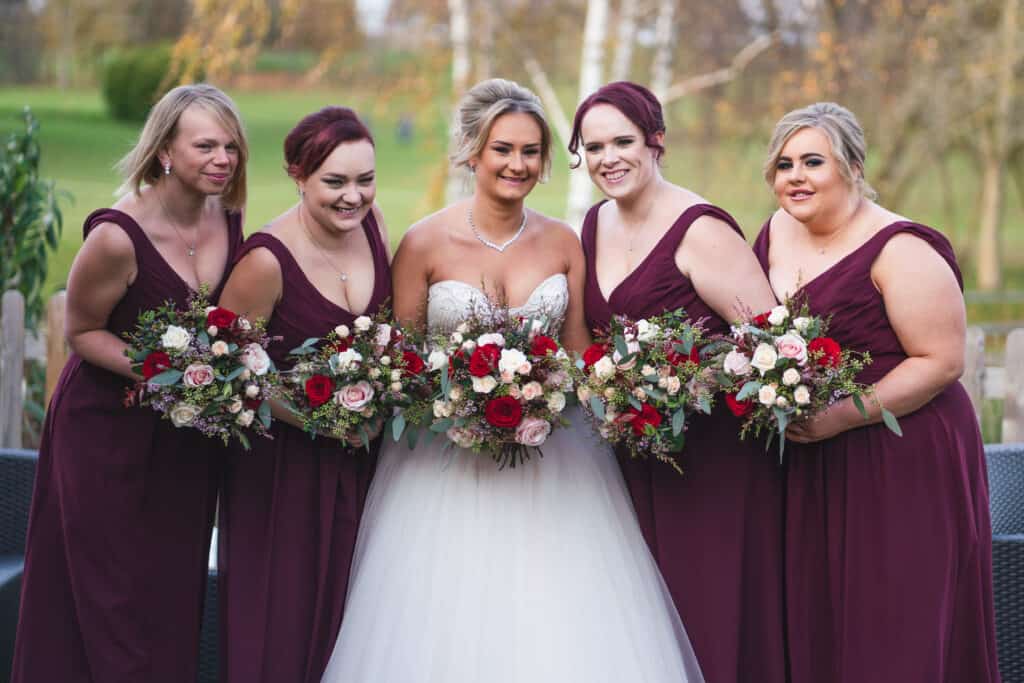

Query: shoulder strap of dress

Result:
[82,207,150,252]
[661,203,745,252]
[225,210,245,255]
[579,200,607,258]
[862,221,965,291]
[235,232,296,282]
[362,210,389,268]
[752,218,772,272]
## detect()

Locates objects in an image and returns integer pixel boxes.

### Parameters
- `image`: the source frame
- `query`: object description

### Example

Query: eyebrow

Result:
[777,152,826,160]
[322,170,375,179]
[491,139,541,147]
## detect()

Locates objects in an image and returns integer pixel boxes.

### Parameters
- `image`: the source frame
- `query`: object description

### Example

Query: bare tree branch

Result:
[662,32,776,103]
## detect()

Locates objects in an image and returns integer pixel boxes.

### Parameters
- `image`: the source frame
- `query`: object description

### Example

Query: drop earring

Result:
[163,161,171,175]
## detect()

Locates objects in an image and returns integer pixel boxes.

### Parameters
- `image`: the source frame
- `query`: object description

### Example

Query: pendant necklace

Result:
[300,206,350,282]
[157,191,200,259]
[467,206,527,253]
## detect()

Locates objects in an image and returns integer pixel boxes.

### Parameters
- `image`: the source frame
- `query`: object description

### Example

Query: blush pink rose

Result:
[335,381,375,411]
[774,333,808,366]
[514,416,552,447]
[182,363,215,387]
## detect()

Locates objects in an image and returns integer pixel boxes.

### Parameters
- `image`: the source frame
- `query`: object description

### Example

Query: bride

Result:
[321,79,705,683]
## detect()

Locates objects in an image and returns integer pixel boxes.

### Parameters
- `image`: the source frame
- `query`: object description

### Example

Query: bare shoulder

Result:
[398,206,456,252]
[533,211,577,242]
[234,242,282,278]
[82,221,136,265]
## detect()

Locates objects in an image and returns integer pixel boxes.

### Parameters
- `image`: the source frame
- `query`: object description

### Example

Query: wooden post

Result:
[1003,329,1024,442]
[46,291,68,404]
[963,326,986,424]
[0,291,25,449]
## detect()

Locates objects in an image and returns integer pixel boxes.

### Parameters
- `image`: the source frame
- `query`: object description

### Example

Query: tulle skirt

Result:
[321,407,705,683]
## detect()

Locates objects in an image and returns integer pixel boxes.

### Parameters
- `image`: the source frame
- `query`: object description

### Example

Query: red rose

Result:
[469,344,501,377]
[206,307,237,329]
[402,350,425,376]
[142,351,172,379]
[808,337,842,368]
[752,312,770,327]
[485,395,524,429]
[626,403,663,436]
[333,337,351,352]
[304,374,334,408]
[244,397,262,411]
[582,343,607,369]
[725,392,754,417]
[667,341,701,367]
[448,349,465,379]
[530,335,559,358]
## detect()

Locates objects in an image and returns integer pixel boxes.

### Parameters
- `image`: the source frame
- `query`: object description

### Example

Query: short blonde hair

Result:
[763,102,876,200]
[450,78,552,180]
[115,84,248,210]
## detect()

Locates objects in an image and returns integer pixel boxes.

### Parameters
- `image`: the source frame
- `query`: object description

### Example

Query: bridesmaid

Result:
[216,106,391,683]
[572,81,785,683]
[12,84,247,682]
[755,102,1000,682]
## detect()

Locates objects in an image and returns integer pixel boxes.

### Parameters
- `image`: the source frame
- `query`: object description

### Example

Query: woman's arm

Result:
[390,222,433,334]
[556,222,593,354]
[64,223,140,380]
[787,232,965,442]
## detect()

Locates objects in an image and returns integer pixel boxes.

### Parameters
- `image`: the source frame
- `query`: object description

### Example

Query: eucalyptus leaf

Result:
[671,408,685,436]
[391,413,407,442]
[589,396,605,421]
[735,380,761,401]
[852,393,869,420]
[148,369,183,386]
[430,418,453,433]
[881,409,903,437]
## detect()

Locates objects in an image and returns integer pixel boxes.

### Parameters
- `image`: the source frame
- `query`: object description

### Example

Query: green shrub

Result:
[100,44,184,122]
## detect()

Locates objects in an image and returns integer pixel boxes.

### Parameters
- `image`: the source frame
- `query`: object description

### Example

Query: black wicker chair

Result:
[0,449,38,683]
[987,442,1024,683]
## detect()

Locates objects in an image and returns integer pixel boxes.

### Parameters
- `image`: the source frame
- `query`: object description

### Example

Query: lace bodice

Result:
[426,273,569,336]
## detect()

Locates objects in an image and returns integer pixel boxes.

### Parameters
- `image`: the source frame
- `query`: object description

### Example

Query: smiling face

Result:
[161,105,239,195]
[579,103,662,201]
[470,112,543,203]
[771,126,857,227]
[298,139,376,234]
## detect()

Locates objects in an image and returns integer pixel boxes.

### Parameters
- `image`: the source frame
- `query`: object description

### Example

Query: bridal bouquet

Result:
[402,312,574,468]
[280,313,429,449]
[573,310,715,473]
[712,301,900,459]
[123,289,274,449]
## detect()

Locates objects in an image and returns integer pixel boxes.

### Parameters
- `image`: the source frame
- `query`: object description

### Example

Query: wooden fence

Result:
[0,289,1022,448]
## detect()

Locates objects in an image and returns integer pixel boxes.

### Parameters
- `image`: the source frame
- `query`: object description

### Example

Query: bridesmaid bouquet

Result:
[279,313,429,450]
[123,289,275,449]
[712,301,900,459]
[402,312,575,468]
[573,310,715,473]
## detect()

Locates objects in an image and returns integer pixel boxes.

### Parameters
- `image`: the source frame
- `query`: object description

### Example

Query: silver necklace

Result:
[467,206,527,253]
[156,191,200,259]
[299,206,349,282]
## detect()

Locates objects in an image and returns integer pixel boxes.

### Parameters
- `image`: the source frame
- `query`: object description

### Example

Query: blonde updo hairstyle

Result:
[115,83,249,210]
[450,78,553,182]
[763,102,876,201]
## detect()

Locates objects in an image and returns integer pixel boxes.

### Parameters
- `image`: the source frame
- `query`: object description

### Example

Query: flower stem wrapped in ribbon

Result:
[122,286,275,449]
[711,300,901,461]
[572,309,715,474]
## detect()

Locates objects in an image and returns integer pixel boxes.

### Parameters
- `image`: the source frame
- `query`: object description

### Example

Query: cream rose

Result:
[354,316,372,332]
[500,369,516,384]
[450,332,464,344]
[774,333,808,366]
[665,376,682,395]
[472,375,498,394]
[593,356,616,381]
[515,417,552,447]
[612,340,641,370]
[236,409,255,427]
[750,343,779,375]
[792,317,811,334]
[236,318,252,331]
[447,426,479,449]
[375,323,393,347]
[169,403,201,427]
[603,387,617,400]
[390,381,403,392]
[161,325,191,352]
[508,384,522,400]
[182,363,215,388]
[211,340,230,357]
[207,325,218,337]
[723,348,753,376]
[427,349,448,371]
[449,386,463,401]
[240,343,272,376]
[380,356,391,366]
[228,397,243,414]
[335,381,374,411]
[758,384,777,406]
[461,340,477,353]
[245,384,260,398]
[767,305,789,326]
[635,319,661,343]
[330,348,363,374]
[521,381,544,401]
[547,391,566,413]
[775,396,789,408]
[782,368,802,386]
[577,386,592,403]
[794,385,811,405]
[390,369,402,382]
[498,348,528,375]
[477,332,505,348]
[334,324,350,338]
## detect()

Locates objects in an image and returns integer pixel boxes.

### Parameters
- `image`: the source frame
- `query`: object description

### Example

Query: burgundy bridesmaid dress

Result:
[582,200,786,683]
[218,213,390,683]
[753,220,1001,683]
[11,208,242,683]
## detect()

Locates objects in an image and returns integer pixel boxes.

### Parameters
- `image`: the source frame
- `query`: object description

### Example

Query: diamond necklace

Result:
[467,206,527,253]
[299,206,350,282]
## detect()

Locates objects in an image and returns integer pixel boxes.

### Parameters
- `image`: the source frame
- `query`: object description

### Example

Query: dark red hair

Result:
[284,106,374,180]
[568,81,665,168]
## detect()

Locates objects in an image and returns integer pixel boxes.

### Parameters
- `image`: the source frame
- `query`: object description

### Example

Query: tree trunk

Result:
[474,0,493,82]
[611,0,638,82]
[445,0,473,204]
[565,0,609,231]
[650,0,676,101]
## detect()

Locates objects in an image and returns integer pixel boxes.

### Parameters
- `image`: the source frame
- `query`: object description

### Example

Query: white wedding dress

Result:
[321,273,705,683]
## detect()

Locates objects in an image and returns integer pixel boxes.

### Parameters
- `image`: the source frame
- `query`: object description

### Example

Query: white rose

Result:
[329,348,363,374]
[750,343,779,375]
[207,325,218,337]
[612,340,641,370]
[335,381,375,411]
[236,318,252,331]
[658,377,669,388]
[334,324,350,338]
[498,348,528,375]
[446,426,478,449]
[774,333,809,366]
[477,332,505,348]
[635,319,661,343]
[245,384,260,398]
[228,397,243,414]
[593,356,616,381]
[433,399,452,418]
[555,348,568,360]
[792,317,811,334]
[547,391,566,413]
[182,363,215,388]
[775,396,789,408]
[169,403,201,427]
[515,417,552,447]
[368,368,381,379]
[380,355,391,366]
[665,376,681,395]
[767,305,789,327]
[723,348,753,376]
[758,384,777,406]
[641,364,656,377]
[782,368,802,386]
[472,375,498,394]
[428,349,448,371]
[205,306,217,314]
[449,386,462,401]
[500,369,515,384]
[461,340,477,353]
[794,385,811,405]
[517,361,532,376]
[604,387,617,400]
[390,369,402,381]
[450,332,464,344]
[211,340,229,357]
[161,325,192,352]
[375,323,393,347]
[577,386,592,403]
[240,343,272,376]
[240,369,251,381]
[354,316,372,332]
[236,409,255,427]
[521,381,544,401]
[604,408,619,424]
[633,387,647,401]
[390,381,403,392]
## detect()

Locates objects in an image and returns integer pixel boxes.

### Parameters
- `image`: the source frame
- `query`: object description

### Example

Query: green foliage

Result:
[100,44,195,122]
[0,107,66,327]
